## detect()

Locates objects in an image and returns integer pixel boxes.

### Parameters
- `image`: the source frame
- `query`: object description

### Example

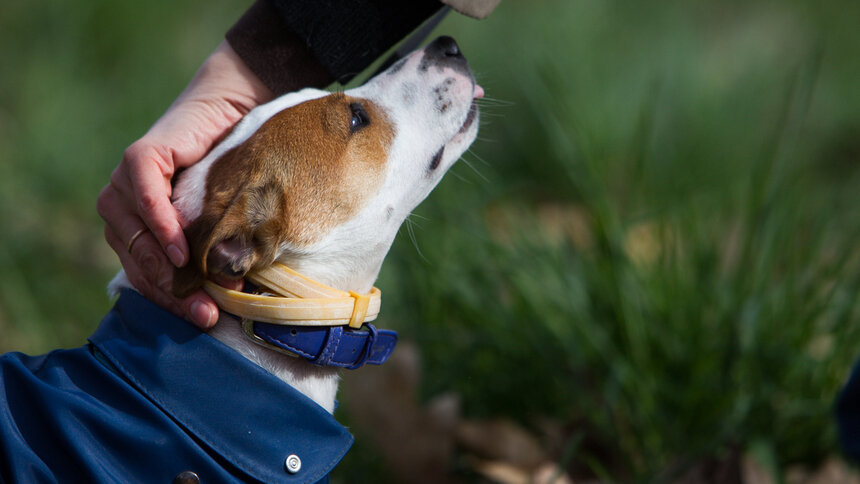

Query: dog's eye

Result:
[350,103,369,132]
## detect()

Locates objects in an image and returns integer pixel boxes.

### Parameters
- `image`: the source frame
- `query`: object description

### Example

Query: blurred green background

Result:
[1,0,859,482]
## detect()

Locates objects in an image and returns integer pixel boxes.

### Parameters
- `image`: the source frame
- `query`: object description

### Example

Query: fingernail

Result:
[167,244,186,267]
[190,301,216,329]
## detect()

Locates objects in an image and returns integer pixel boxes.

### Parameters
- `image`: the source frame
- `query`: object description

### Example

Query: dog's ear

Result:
[172,182,286,298]
[172,211,254,298]
[206,235,255,279]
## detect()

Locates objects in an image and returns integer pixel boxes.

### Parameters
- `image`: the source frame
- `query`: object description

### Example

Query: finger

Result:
[105,224,181,313]
[98,183,152,256]
[122,143,189,268]
[106,225,220,329]
[182,289,220,330]
[102,156,187,270]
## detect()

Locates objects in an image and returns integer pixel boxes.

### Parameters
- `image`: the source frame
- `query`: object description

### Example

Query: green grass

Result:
[368,1,860,479]
[0,0,248,352]
[1,0,859,481]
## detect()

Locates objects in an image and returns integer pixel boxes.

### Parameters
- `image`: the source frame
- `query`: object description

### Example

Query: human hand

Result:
[97,41,273,328]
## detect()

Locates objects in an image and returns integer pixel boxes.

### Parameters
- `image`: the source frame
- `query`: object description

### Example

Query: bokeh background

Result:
[1,0,859,482]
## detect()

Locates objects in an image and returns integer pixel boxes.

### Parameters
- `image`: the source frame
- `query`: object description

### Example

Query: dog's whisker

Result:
[477,118,494,128]
[476,110,505,118]
[475,100,511,108]
[404,216,428,262]
[408,212,430,221]
[466,148,491,167]
[405,213,427,230]
[476,97,513,107]
[459,155,489,183]
[448,167,472,183]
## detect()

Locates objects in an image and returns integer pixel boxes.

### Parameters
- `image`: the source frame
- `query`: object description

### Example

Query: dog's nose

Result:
[422,36,471,76]
[426,36,463,60]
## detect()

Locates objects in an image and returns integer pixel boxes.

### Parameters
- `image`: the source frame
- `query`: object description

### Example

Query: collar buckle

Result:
[241,318,301,359]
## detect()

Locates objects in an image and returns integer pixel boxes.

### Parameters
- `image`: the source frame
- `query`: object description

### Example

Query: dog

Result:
[0,36,481,482]
[118,34,481,413]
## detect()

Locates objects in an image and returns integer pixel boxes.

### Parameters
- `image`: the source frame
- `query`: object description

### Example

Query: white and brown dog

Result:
[109,36,482,414]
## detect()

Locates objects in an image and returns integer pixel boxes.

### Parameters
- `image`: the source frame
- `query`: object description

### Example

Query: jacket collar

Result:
[89,289,353,483]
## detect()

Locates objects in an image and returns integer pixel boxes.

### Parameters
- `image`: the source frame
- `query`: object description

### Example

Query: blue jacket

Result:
[0,290,353,483]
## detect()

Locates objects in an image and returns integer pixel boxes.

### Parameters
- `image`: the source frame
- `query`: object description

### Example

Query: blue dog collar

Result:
[246,321,398,370]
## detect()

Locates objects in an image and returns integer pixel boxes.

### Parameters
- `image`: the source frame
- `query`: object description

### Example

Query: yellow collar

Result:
[204,263,381,329]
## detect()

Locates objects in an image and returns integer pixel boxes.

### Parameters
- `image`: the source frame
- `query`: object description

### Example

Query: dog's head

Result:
[172,36,482,297]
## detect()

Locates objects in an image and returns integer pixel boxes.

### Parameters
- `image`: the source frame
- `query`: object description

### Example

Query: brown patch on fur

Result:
[173,94,394,297]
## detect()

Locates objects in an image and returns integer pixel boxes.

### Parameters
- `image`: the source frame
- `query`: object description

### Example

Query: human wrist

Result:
[192,40,274,109]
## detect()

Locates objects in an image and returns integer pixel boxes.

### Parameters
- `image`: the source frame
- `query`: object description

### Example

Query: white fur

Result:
[113,44,480,414]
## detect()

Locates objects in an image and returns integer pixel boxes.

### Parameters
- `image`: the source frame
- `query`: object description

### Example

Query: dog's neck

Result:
[206,231,394,414]
[208,320,341,413]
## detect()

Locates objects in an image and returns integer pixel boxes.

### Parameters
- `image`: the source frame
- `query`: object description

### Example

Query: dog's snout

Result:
[432,36,461,59]
[421,36,470,74]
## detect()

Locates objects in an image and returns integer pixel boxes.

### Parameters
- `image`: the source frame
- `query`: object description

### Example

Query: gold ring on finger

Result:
[126,228,147,253]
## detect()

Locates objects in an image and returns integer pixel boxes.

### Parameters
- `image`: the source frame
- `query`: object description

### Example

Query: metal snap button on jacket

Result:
[172,470,200,484]
[285,454,302,474]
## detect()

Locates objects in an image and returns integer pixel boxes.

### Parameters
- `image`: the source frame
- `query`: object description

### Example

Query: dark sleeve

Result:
[226,0,442,95]
[226,0,333,94]
[838,361,860,462]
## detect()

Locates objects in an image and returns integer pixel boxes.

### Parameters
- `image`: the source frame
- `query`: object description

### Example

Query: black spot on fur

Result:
[428,147,445,172]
